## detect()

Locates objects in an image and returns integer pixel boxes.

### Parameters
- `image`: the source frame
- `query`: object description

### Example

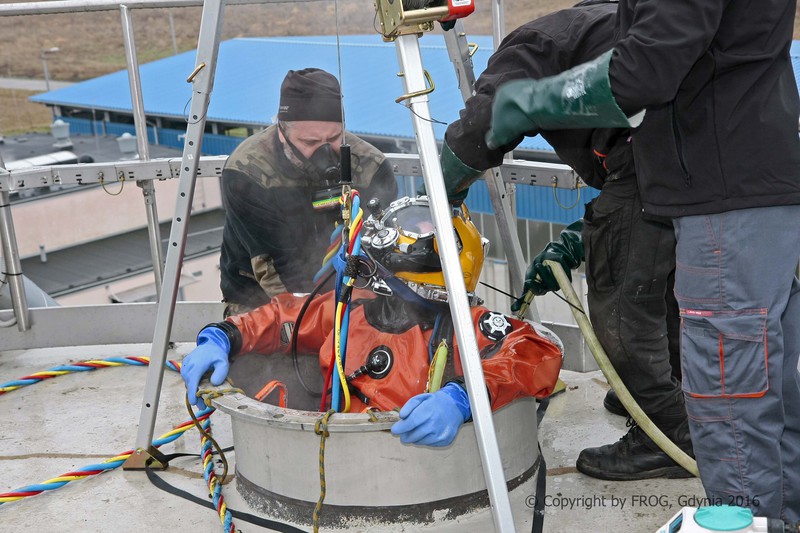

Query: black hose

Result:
[291,269,336,398]
[145,459,307,533]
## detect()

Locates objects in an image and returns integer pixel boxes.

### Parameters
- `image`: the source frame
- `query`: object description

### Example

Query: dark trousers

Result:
[583,175,684,422]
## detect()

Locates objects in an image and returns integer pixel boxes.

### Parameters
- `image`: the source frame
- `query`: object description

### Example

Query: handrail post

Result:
[121,4,164,296]
[0,156,30,331]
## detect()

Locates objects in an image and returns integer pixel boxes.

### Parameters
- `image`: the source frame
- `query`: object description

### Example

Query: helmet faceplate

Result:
[362,196,487,302]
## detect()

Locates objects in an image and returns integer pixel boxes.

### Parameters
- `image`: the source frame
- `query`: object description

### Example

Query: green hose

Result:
[543,259,699,477]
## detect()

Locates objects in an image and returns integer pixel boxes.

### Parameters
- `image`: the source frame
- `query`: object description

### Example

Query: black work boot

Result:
[603,389,628,417]
[576,417,694,480]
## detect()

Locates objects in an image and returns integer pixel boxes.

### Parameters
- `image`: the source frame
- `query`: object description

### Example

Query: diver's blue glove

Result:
[391,382,471,447]
[180,326,230,410]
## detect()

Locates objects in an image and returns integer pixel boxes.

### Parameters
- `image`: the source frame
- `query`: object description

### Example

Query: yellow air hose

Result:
[426,340,448,393]
[543,259,699,477]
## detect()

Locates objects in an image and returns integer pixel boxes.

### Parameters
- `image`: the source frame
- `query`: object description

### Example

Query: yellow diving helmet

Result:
[362,195,488,303]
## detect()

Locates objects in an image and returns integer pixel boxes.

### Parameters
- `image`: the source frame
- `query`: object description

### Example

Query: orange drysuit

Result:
[226,289,562,412]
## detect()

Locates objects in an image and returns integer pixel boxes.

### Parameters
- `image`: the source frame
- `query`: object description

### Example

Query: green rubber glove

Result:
[511,220,584,311]
[486,50,643,150]
[418,140,484,204]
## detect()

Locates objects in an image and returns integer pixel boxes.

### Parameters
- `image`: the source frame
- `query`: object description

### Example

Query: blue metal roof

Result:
[791,41,800,91]
[32,35,800,156]
[30,34,552,152]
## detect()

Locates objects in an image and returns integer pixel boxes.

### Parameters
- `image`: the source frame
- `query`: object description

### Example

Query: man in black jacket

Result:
[441,0,690,481]
[482,0,800,523]
[219,68,397,316]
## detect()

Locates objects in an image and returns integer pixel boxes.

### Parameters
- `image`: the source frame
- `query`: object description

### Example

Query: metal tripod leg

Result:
[394,33,515,533]
[124,0,226,470]
[442,22,539,322]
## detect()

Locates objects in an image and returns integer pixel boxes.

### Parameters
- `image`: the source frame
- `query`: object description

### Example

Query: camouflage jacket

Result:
[219,124,397,312]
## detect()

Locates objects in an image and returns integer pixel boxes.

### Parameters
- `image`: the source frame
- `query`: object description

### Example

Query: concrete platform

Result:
[0,343,703,532]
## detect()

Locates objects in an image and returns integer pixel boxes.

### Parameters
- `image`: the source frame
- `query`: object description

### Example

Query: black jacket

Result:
[445,2,632,190]
[610,0,800,217]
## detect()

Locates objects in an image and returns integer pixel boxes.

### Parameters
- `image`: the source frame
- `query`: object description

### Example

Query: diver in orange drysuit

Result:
[181,196,562,446]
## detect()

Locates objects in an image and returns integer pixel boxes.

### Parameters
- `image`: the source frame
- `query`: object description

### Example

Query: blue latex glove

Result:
[391,382,471,447]
[180,327,231,410]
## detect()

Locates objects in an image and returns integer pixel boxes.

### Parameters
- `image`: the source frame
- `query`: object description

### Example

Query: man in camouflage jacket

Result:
[219,68,397,315]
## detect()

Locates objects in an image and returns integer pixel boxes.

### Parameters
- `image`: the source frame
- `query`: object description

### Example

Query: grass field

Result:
[0,0,577,136]
[0,88,52,135]
[4,0,800,81]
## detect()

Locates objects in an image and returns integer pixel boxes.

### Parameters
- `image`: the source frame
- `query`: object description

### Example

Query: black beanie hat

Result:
[278,68,343,122]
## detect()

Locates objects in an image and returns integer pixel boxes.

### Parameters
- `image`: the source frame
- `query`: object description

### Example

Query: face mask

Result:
[308,143,341,184]
[280,124,341,184]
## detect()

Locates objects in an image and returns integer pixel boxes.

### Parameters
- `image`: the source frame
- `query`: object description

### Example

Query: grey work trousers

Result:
[674,205,800,523]
[583,175,684,421]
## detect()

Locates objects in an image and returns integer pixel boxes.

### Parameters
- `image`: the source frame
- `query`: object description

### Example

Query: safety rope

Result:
[0,352,254,533]
[0,356,180,396]
[0,355,185,504]
[186,391,243,533]
[312,409,336,533]
[0,407,213,504]
[0,354,244,533]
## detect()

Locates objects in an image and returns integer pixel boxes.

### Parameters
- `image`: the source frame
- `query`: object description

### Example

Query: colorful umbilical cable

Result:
[314,224,345,284]
[330,189,364,413]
